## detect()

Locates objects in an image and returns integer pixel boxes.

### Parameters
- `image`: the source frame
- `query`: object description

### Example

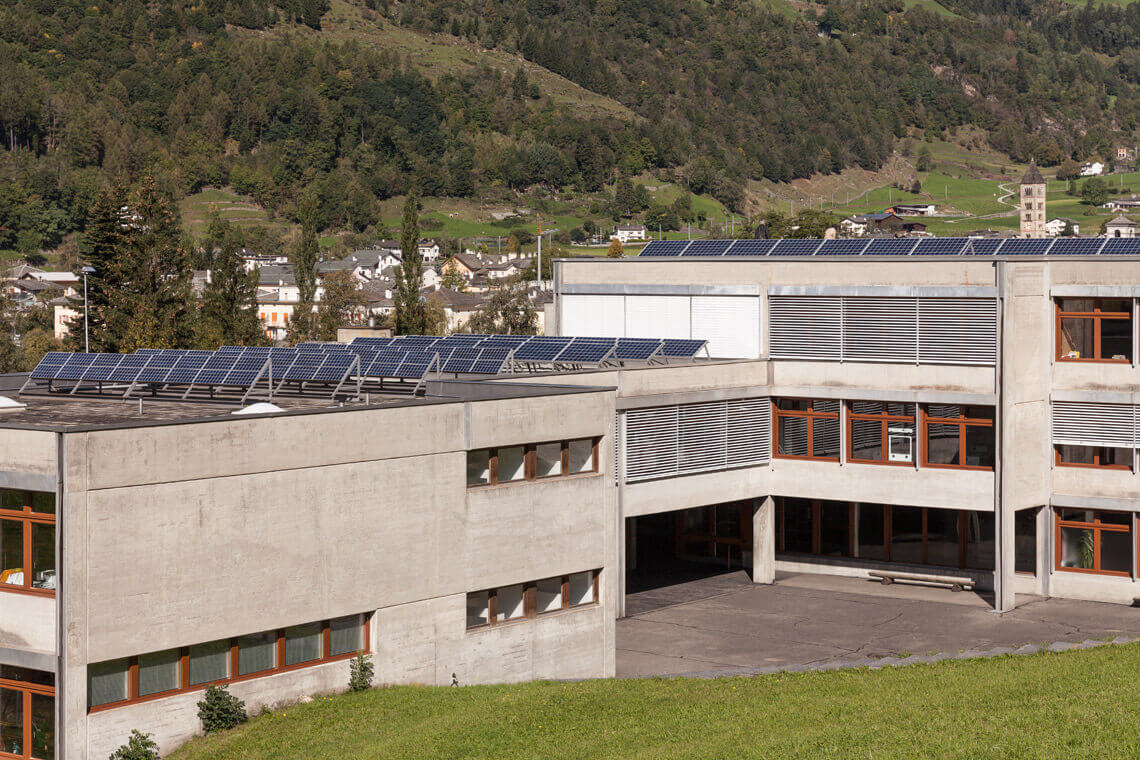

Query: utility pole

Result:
[536,212,542,287]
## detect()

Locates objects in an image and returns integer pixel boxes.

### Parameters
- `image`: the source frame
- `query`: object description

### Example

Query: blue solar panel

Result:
[1100,238,1140,255]
[80,354,125,382]
[1049,237,1104,255]
[350,336,394,348]
[681,240,731,257]
[863,238,918,256]
[723,239,776,256]
[912,238,969,256]
[283,355,325,381]
[394,353,434,379]
[442,348,481,373]
[296,343,326,352]
[135,348,163,355]
[437,335,486,349]
[223,356,269,386]
[312,353,354,382]
[816,239,869,256]
[615,338,664,360]
[30,352,69,379]
[55,353,98,381]
[471,348,510,374]
[639,240,691,257]
[966,238,1003,255]
[391,335,440,348]
[660,339,707,358]
[107,354,150,383]
[770,239,823,256]
[999,238,1053,255]
[366,352,407,377]
[134,353,181,383]
[482,335,531,349]
[165,352,212,384]
[513,337,572,361]
[558,339,616,363]
[216,346,245,356]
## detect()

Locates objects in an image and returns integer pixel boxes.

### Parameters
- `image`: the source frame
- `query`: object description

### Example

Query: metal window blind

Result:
[1052,401,1137,448]
[842,298,917,361]
[624,398,771,482]
[918,298,997,364]
[769,297,842,360]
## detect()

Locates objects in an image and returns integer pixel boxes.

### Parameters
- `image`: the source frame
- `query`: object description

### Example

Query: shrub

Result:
[197,685,247,734]
[349,652,374,692]
[108,729,159,760]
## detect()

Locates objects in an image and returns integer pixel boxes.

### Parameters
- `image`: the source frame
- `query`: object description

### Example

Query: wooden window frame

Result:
[468,570,601,631]
[1054,510,1132,578]
[467,438,600,488]
[846,403,916,467]
[772,399,840,462]
[0,669,54,760]
[0,490,56,599]
[920,406,994,472]
[1054,444,1132,471]
[87,614,371,714]
[1055,299,1133,363]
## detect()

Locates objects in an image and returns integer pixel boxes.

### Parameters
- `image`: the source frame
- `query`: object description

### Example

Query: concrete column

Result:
[752,496,775,584]
[1035,505,1051,597]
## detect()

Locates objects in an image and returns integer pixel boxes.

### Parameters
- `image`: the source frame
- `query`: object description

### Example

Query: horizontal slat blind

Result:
[625,398,771,482]
[769,295,996,365]
[1052,401,1136,447]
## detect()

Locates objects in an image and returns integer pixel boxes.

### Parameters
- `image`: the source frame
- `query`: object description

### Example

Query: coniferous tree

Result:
[68,187,128,352]
[196,216,266,347]
[316,269,365,341]
[288,199,319,344]
[394,193,427,335]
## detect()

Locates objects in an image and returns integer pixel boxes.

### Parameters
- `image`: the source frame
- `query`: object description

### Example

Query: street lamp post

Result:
[81,266,95,353]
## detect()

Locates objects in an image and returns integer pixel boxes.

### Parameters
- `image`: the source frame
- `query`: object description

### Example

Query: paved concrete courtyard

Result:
[617,571,1140,677]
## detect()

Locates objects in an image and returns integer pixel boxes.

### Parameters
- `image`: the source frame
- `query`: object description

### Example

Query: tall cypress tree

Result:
[68,187,128,352]
[196,216,267,348]
[393,193,427,335]
[288,199,319,344]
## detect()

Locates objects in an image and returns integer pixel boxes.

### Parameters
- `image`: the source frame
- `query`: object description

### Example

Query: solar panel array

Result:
[637,237,1140,257]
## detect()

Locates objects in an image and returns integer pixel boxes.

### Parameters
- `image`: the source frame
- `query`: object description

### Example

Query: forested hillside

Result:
[1,0,1139,255]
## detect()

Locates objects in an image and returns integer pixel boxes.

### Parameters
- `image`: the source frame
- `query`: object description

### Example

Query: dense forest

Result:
[1,0,1139,255]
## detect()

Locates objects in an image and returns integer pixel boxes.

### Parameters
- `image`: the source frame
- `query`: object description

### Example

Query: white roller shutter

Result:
[1052,401,1136,447]
[919,299,997,365]
[843,297,917,361]
[624,295,690,339]
[691,296,760,358]
[769,296,842,360]
[560,295,625,337]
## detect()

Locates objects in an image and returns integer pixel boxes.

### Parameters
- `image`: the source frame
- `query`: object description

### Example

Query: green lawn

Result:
[169,644,1140,760]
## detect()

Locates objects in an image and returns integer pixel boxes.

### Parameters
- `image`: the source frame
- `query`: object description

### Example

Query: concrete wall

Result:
[770,460,995,511]
[0,593,55,654]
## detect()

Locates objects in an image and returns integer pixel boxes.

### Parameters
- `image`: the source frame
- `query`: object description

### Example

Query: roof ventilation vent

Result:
[231,402,284,416]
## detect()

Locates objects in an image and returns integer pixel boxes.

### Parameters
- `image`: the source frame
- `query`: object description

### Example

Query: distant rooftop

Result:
[622,236,1140,258]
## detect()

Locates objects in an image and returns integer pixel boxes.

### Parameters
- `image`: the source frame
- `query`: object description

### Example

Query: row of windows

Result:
[0,666,54,760]
[466,570,599,629]
[87,614,368,712]
[0,490,56,598]
[772,400,995,471]
[466,438,598,487]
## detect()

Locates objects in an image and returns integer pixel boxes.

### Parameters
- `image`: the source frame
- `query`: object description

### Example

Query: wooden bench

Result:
[868,570,975,592]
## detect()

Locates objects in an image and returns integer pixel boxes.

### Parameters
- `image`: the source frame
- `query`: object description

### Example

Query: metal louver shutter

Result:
[678,401,729,474]
[842,297,918,361]
[918,299,997,365]
[1052,401,1136,447]
[614,411,621,485]
[769,296,841,360]
[691,296,760,358]
[624,406,679,481]
[727,398,771,466]
[624,295,691,339]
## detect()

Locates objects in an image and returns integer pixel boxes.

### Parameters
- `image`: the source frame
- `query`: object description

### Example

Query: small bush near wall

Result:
[197,685,247,734]
[349,653,374,692]
[108,729,159,760]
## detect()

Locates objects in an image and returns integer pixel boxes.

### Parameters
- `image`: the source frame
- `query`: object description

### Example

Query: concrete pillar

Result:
[752,496,775,584]
[1035,505,1051,597]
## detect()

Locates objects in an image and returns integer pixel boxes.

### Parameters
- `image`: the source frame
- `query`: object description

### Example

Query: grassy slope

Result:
[169,644,1140,760]
[177,188,293,238]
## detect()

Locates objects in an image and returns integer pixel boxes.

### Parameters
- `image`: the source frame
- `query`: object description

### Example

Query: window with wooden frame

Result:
[1054,444,1132,470]
[0,490,56,598]
[466,570,600,630]
[0,666,53,760]
[921,405,994,470]
[772,398,840,461]
[847,402,916,466]
[1055,509,1132,577]
[86,614,370,712]
[1056,298,1133,362]
[465,438,599,487]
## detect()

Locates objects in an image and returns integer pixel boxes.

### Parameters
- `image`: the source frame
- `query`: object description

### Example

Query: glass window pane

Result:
[1,519,22,587]
[138,649,180,697]
[1101,316,1132,361]
[964,425,994,468]
[854,504,884,560]
[535,443,563,478]
[467,591,489,628]
[1015,509,1037,574]
[536,577,563,613]
[1057,508,1094,523]
[284,622,322,666]
[891,507,924,564]
[1098,511,1131,526]
[568,439,595,473]
[1059,317,1093,359]
[0,667,52,687]
[849,418,883,462]
[497,446,526,482]
[237,632,276,676]
[30,692,53,760]
[87,659,129,708]
[775,398,810,411]
[330,615,364,657]
[926,423,961,466]
[31,524,54,591]
[0,490,23,511]
[567,572,595,606]
[1060,526,1095,569]
[782,498,813,553]
[1101,530,1132,573]
[812,415,841,459]
[926,509,959,567]
[30,493,54,516]
[965,511,995,569]
[0,687,21,756]
[496,585,525,621]
[466,450,490,486]
[1058,445,1095,465]
[189,640,230,686]
[777,416,808,457]
[819,502,850,557]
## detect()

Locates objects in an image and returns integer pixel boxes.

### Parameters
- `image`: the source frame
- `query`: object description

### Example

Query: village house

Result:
[612,224,649,243]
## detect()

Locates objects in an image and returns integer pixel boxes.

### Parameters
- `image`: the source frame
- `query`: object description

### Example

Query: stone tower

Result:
[1019,159,1047,238]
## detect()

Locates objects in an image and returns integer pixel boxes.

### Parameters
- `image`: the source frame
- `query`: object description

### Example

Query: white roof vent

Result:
[231,402,284,416]
[0,396,25,413]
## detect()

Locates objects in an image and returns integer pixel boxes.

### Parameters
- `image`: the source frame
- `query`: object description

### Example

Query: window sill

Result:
[1055,463,1132,471]
[773,455,840,463]
[1056,358,1132,364]
[466,471,602,491]
[846,459,916,468]
[0,586,55,599]
[1054,566,1131,579]
[921,464,994,473]
[465,602,599,634]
